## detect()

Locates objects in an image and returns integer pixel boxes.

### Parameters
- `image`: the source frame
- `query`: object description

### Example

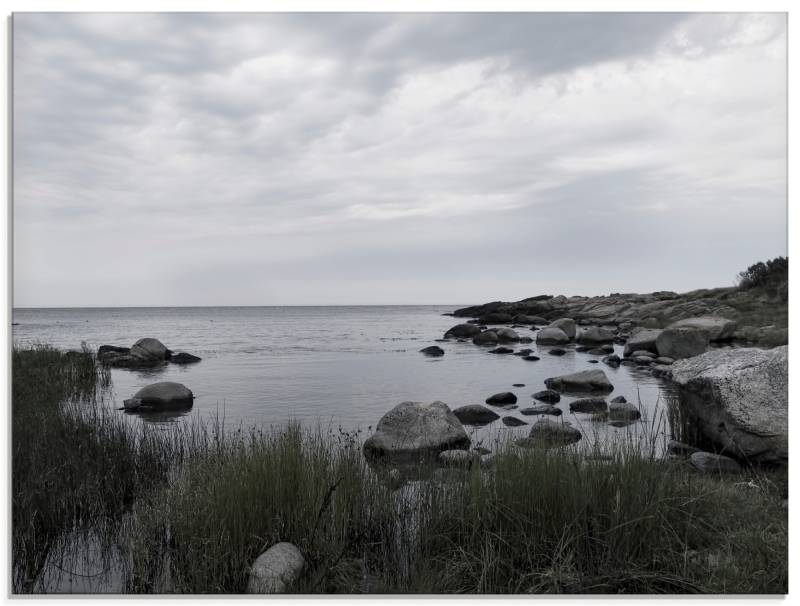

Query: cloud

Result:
[12,13,787,306]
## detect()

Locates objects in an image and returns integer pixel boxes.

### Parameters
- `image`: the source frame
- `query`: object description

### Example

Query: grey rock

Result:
[472,331,500,346]
[670,346,787,466]
[486,392,517,406]
[488,346,514,354]
[576,326,616,345]
[608,400,641,421]
[569,398,608,413]
[518,336,534,344]
[668,316,737,341]
[363,401,470,462]
[634,355,654,366]
[531,389,561,403]
[610,395,627,404]
[123,382,194,411]
[420,345,445,356]
[631,350,657,358]
[171,352,202,364]
[548,348,567,356]
[495,327,521,342]
[602,354,621,367]
[654,356,674,365]
[97,345,130,357]
[522,355,541,361]
[452,405,500,426]
[544,369,614,393]
[623,329,663,357]
[689,452,741,474]
[445,324,482,339]
[535,327,570,345]
[480,312,513,324]
[517,419,582,448]
[667,440,700,457]
[656,327,709,359]
[548,318,576,339]
[520,404,562,416]
[247,543,306,594]
[130,337,171,361]
[502,416,528,427]
[513,348,533,356]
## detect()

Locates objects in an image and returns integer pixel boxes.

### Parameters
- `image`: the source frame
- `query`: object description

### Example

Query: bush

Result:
[737,257,788,300]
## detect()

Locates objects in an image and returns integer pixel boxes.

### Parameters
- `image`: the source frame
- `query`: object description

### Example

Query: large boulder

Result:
[123,382,194,411]
[247,542,306,593]
[575,326,615,345]
[670,346,787,466]
[656,327,709,359]
[130,337,171,362]
[535,327,570,345]
[363,401,470,462]
[452,405,500,426]
[548,318,576,339]
[444,324,482,339]
[668,316,737,341]
[544,369,614,393]
[622,328,662,357]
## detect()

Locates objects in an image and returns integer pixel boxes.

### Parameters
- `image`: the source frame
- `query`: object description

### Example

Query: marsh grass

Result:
[13,345,787,594]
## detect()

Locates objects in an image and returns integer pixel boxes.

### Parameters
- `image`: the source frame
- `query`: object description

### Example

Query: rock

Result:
[513,348,533,356]
[569,398,607,413]
[512,314,540,324]
[575,326,615,345]
[518,336,534,344]
[520,404,562,416]
[634,356,654,366]
[544,369,614,393]
[438,449,479,468]
[631,350,657,358]
[495,327,521,342]
[512,383,525,387]
[588,360,598,364]
[656,327,709,359]
[535,327,570,345]
[548,318,576,339]
[651,364,673,379]
[480,312,513,324]
[502,416,528,427]
[654,356,674,365]
[130,337,171,361]
[670,346,787,466]
[640,317,661,329]
[472,331,500,346]
[689,452,741,474]
[171,352,202,364]
[486,392,517,406]
[586,348,607,355]
[123,382,194,411]
[97,345,130,358]
[608,400,641,421]
[488,347,514,354]
[602,354,620,368]
[531,389,561,403]
[667,440,700,457]
[445,324,482,339]
[522,355,540,362]
[247,542,306,593]
[420,345,445,356]
[517,419,581,448]
[668,316,737,341]
[363,401,470,462]
[548,348,567,356]
[452,405,500,426]
[610,395,627,404]
[622,328,663,357]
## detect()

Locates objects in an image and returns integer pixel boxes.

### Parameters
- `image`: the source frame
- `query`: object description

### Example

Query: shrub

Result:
[737,257,788,300]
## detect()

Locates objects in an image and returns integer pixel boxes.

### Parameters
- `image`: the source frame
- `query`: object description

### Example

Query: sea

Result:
[11,305,676,448]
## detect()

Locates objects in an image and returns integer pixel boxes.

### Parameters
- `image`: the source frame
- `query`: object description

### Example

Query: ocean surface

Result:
[12,306,676,449]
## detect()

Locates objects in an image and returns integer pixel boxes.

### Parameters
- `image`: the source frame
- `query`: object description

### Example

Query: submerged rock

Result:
[488,347,514,354]
[520,404,562,416]
[363,401,470,462]
[170,352,202,364]
[522,355,541,362]
[502,416,528,427]
[452,405,500,426]
[123,382,194,411]
[544,369,614,393]
[532,389,561,403]
[419,345,445,357]
[548,348,567,356]
[670,346,787,466]
[608,400,641,421]
[517,419,581,448]
[247,543,306,594]
[569,398,608,414]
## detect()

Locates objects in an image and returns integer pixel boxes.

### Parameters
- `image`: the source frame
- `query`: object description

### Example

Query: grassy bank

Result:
[13,345,787,594]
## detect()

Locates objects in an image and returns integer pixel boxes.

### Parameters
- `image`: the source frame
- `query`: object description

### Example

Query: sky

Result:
[12,12,787,307]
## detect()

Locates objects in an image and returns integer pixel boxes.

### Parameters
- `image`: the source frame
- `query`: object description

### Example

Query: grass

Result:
[13,345,788,594]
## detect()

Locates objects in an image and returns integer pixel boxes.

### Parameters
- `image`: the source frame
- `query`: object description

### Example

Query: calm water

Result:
[12,306,675,446]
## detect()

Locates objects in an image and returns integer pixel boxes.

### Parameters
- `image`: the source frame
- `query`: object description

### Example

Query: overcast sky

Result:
[13,13,787,307]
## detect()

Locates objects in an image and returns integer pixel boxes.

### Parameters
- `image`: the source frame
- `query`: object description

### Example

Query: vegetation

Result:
[737,256,788,301]
[13,345,788,594]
